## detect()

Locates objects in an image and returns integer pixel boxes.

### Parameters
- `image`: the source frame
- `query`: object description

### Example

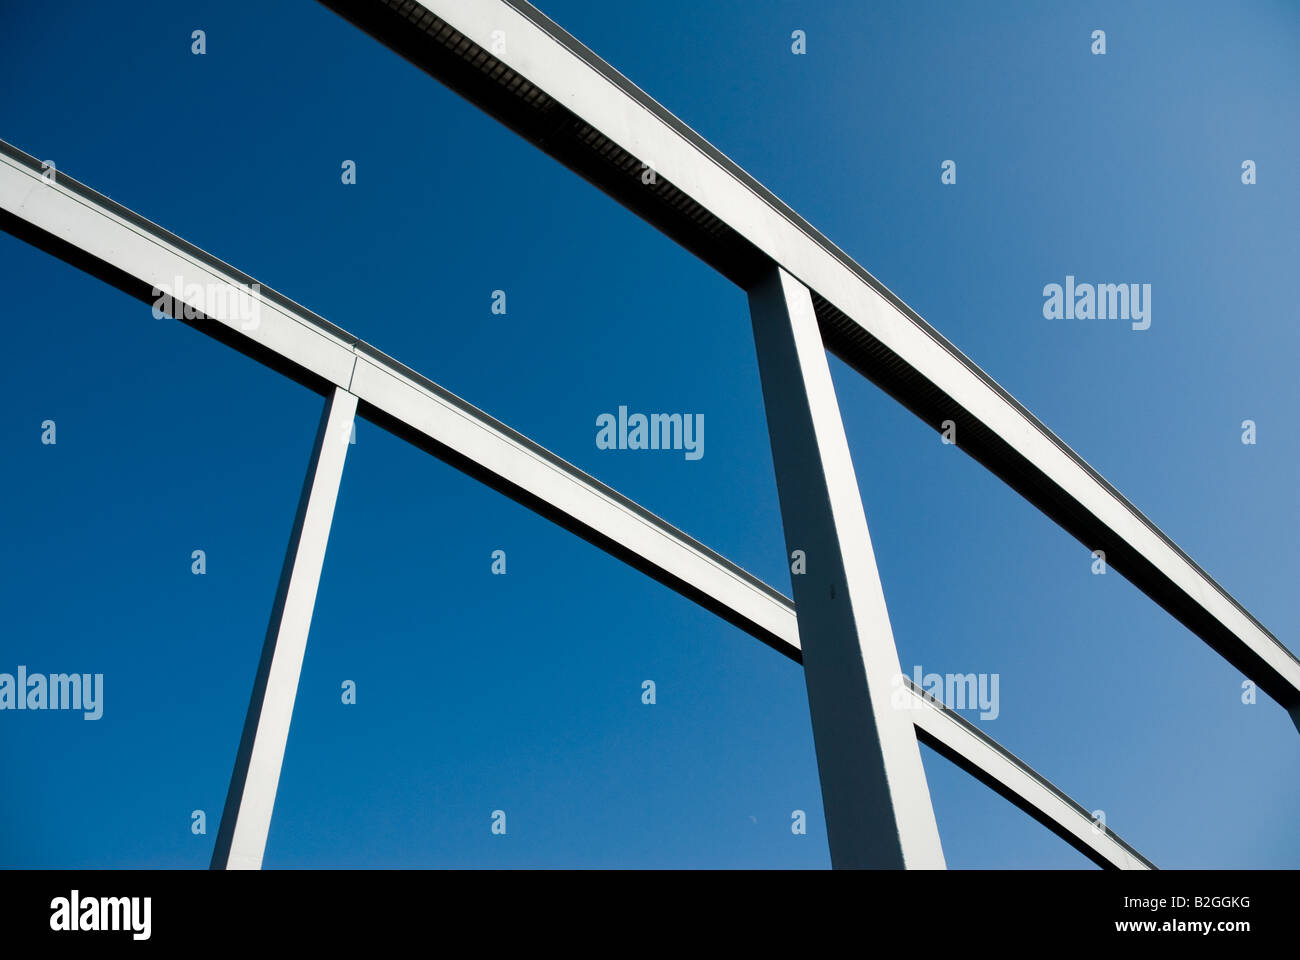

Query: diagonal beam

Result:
[905,680,1154,870]
[315,0,1300,720]
[0,137,793,657]
[346,339,799,657]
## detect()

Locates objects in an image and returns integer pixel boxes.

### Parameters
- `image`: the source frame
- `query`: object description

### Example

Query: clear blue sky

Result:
[1,0,1297,868]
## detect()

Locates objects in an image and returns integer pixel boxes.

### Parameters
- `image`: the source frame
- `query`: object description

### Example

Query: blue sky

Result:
[1,0,1297,868]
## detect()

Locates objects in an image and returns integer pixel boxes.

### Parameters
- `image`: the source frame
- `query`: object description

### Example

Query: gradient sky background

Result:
[1,0,1297,868]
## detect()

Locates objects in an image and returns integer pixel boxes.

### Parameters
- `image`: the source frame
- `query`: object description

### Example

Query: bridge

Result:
[2,0,1293,870]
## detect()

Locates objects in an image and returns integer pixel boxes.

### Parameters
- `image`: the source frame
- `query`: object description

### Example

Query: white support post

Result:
[748,265,946,869]
[211,386,357,870]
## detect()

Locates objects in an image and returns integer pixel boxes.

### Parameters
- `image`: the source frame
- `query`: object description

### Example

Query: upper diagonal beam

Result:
[315,0,1300,719]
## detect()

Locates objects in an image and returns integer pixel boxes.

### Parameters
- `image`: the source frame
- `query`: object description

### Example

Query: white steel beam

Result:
[749,265,945,869]
[211,387,357,870]
[345,342,798,656]
[318,0,1300,719]
[904,679,1153,870]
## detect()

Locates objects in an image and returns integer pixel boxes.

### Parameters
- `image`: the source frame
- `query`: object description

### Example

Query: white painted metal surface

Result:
[210,387,357,870]
[905,680,1153,870]
[336,0,1299,713]
[749,266,945,869]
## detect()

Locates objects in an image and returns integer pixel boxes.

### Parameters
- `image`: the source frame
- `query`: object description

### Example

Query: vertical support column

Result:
[211,386,357,870]
[748,266,945,869]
